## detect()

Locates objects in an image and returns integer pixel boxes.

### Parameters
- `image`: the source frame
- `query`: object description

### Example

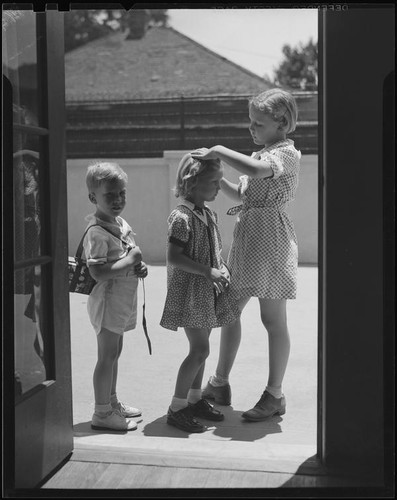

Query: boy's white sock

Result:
[94,403,112,415]
[265,385,283,399]
[209,373,229,387]
[187,388,202,404]
[170,396,188,412]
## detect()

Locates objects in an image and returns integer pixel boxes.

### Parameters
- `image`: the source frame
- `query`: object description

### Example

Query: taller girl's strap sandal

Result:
[202,379,231,405]
[242,391,286,421]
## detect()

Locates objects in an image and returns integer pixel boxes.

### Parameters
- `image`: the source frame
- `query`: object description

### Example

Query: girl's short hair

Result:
[249,88,298,134]
[174,154,221,198]
[86,161,128,191]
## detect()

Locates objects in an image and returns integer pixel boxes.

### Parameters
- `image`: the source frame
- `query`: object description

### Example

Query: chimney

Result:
[125,9,149,40]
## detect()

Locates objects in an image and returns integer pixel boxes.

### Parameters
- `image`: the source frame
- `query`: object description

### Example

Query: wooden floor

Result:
[42,461,349,490]
[41,445,368,490]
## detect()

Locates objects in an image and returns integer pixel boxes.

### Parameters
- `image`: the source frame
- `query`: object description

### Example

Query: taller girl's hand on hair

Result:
[191,147,220,160]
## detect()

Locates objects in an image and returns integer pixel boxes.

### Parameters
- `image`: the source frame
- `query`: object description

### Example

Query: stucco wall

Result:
[67,152,318,264]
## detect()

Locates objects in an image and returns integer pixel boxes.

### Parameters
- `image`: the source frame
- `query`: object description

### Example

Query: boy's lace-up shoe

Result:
[111,401,142,418]
[188,398,225,421]
[242,391,286,421]
[91,409,138,431]
[202,380,231,406]
[167,406,206,433]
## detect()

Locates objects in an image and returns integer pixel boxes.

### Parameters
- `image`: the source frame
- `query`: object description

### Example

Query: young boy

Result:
[84,161,147,431]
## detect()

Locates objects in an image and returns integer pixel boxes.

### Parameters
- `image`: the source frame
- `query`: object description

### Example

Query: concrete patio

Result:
[42,265,334,489]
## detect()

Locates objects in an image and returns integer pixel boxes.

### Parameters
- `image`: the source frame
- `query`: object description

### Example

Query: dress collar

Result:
[258,138,294,155]
[179,198,209,226]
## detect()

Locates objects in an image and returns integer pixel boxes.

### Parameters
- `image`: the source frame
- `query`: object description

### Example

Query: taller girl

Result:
[191,88,300,421]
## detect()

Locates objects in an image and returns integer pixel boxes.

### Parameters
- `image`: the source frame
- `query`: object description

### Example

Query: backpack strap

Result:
[141,279,152,355]
[75,224,132,260]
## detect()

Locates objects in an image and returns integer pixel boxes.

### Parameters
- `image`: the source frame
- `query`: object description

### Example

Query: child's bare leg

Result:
[173,327,210,399]
[259,298,290,396]
[93,328,120,405]
[187,348,209,405]
[110,335,123,397]
[214,297,250,380]
[92,329,136,431]
[191,359,206,390]
[168,328,223,429]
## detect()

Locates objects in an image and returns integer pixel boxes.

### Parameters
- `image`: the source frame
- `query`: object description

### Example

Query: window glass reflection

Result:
[2,10,39,123]
[14,266,47,397]
[13,136,42,262]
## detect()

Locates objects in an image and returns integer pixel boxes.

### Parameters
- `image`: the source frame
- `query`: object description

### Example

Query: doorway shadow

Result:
[278,455,369,490]
[143,405,283,441]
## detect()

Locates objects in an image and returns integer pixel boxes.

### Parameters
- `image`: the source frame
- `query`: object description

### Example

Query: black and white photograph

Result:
[2,2,394,497]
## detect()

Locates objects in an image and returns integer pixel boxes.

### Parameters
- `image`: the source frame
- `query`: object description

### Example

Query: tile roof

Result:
[65,26,270,102]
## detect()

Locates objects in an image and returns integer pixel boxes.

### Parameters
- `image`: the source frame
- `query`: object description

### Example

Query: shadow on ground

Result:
[143,406,283,441]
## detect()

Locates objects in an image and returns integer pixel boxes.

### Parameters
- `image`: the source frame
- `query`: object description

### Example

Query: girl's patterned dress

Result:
[227,139,301,300]
[160,199,240,331]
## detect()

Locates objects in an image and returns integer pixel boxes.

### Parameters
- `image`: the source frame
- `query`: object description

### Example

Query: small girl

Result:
[160,154,240,433]
[191,88,301,421]
[84,161,148,431]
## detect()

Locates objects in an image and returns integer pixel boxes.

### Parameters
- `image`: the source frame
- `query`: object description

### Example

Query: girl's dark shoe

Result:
[188,398,225,421]
[202,380,231,405]
[167,406,206,433]
[242,391,286,421]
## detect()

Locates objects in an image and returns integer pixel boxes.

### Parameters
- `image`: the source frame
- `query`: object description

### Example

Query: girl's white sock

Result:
[170,396,188,412]
[265,385,283,399]
[187,388,202,404]
[209,373,229,387]
[94,403,112,415]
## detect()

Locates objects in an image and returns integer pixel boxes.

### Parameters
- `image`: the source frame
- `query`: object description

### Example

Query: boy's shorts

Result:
[87,276,138,335]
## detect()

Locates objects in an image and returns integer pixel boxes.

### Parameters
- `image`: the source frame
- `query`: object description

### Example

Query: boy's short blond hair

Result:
[249,88,298,134]
[86,161,128,191]
[174,154,221,198]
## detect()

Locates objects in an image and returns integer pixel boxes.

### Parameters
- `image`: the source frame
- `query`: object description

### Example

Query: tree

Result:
[270,39,318,90]
[64,10,114,52]
[64,9,168,52]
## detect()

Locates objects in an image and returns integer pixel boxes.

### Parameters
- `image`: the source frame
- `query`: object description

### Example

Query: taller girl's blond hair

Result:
[249,88,298,134]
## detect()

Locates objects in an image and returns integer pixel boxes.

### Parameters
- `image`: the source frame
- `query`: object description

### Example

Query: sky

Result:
[167,8,318,79]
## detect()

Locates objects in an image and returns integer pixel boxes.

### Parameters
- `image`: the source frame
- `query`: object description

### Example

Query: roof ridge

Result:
[167,26,266,84]
[65,25,271,100]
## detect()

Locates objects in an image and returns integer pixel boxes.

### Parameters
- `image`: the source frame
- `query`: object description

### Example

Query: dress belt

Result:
[227,202,287,215]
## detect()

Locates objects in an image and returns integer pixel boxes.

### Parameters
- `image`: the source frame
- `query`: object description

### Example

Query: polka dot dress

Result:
[227,139,301,300]
[160,201,240,331]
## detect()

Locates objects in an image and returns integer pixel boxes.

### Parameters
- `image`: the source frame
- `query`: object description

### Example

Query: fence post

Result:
[180,95,185,150]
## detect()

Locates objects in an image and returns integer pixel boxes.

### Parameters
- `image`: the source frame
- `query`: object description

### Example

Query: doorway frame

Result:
[3,8,73,491]
[317,5,394,490]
